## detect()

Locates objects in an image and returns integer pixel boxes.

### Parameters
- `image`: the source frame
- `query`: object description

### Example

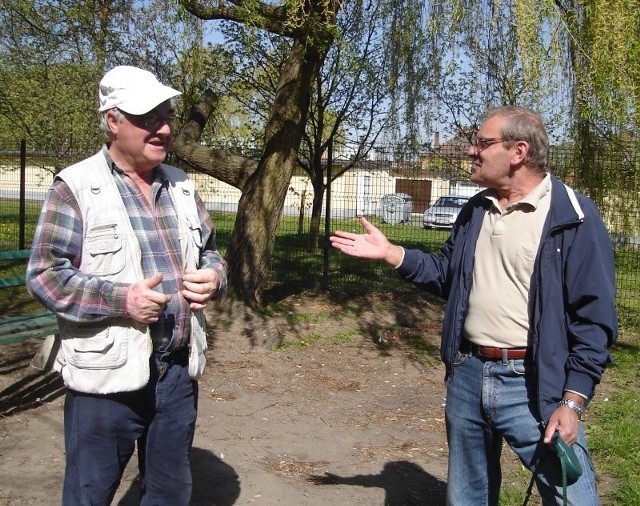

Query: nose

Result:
[155,120,173,135]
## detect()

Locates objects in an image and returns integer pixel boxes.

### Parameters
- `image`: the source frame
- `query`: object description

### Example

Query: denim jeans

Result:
[445,352,598,506]
[62,351,198,506]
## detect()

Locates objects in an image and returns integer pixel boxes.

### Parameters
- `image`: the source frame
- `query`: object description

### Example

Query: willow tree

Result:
[431,1,639,194]
[420,1,570,146]
[215,2,429,253]
[174,1,340,308]
[550,0,640,209]
[553,0,640,130]
[173,1,440,309]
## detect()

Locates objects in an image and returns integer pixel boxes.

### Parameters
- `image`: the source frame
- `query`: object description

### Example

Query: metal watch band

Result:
[559,398,585,419]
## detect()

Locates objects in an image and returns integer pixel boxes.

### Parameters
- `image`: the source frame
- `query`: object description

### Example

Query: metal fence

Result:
[1,139,639,328]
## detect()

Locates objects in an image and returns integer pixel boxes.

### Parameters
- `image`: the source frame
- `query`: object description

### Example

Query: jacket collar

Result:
[549,175,584,229]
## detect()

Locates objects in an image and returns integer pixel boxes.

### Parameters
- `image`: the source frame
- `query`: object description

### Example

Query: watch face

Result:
[560,399,584,418]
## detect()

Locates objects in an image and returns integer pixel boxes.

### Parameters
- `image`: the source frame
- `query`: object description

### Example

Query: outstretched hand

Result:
[330,217,403,267]
[307,472,341,485]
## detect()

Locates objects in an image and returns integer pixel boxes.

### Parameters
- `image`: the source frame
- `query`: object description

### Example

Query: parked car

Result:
[423,195,470,229]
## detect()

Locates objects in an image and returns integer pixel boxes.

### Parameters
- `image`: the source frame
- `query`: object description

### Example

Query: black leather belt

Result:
[462,340,532,360]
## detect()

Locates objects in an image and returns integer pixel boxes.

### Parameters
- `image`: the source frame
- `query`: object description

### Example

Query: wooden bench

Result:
[0,250,58,346]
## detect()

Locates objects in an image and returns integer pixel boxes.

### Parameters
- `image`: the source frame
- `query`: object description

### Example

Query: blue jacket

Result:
[397,175,618,422]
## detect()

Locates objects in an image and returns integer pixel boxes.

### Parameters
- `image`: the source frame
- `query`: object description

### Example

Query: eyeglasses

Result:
[470,137,506,151]
[121,110,176,130]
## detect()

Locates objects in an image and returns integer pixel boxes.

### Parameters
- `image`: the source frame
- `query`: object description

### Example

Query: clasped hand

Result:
[182,267,221,310]
[126,269,221,323]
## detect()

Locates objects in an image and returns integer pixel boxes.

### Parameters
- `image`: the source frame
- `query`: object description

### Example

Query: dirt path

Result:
[0,288,620,506]
[4,291,608,505]
[0,339,449,505]
[0,292,452,505]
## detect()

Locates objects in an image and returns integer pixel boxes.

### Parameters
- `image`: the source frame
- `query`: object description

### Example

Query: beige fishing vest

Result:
[53,151,207,394]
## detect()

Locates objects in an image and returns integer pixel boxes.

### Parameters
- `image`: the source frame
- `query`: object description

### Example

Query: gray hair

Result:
[98,108,126,140]
[482,106,549,172]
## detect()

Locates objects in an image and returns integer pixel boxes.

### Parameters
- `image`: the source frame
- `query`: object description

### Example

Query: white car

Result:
[423,195,470,229]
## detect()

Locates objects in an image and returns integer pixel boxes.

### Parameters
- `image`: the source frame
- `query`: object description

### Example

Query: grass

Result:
[0,199,41,249]
[277,329,361,349]
[498,331,640,505]
[586,332,640,504]
[2,200,640,504]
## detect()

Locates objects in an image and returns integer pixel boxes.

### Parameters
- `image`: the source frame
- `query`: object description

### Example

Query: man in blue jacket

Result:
[331,106,617,505]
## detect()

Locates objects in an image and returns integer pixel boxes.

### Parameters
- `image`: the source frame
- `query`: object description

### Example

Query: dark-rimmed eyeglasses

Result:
[470,137,506,151]
[121,110,176,131]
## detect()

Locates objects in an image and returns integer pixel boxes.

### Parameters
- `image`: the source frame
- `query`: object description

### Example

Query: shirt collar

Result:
[520,172,551,209]
[102,145,166,183]
[484,172,551,211]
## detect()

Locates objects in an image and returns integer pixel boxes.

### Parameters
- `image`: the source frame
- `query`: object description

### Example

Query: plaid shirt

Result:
[27,147,227,351]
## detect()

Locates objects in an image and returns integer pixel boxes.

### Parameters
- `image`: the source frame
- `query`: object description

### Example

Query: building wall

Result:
[0,165,475,220]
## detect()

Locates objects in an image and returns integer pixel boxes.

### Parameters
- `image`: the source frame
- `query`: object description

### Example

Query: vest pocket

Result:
[62,326,127,369]
[85,222,126,276]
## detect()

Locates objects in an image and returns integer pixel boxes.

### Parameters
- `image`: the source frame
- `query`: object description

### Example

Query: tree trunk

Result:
[226,38,325,306]
[297,190,306,236]
[174,1,339,309]
[308,178,325,253]
[172,90,258,189]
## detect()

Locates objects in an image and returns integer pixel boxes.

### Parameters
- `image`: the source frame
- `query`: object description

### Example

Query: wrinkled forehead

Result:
[478,115,505,137]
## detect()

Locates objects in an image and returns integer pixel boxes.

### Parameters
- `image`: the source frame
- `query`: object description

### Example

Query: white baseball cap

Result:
[98,65,182,115]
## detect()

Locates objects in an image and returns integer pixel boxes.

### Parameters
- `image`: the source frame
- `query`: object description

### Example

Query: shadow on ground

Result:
[116,447,241,506]
[308,460,447,505]
[0,339,65,416]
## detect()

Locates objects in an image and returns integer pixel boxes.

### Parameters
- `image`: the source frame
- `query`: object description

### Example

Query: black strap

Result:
[521,465,568,506]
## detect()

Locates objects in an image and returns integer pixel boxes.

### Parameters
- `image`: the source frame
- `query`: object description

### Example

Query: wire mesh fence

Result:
[1,139,639,329]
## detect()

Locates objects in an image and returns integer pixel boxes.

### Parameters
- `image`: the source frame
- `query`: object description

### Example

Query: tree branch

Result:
[179,0,299,37]
[172,88,258,189]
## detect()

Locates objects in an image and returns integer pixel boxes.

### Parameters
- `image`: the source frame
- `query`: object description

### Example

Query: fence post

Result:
[19,139,26,250]
[322,138,333,289]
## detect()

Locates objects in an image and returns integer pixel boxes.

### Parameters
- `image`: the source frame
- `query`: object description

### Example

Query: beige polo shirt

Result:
[463,173,551,348]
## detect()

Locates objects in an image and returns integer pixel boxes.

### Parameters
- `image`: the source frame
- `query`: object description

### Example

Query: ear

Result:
[106,110,121,135]
[511,140,529,166]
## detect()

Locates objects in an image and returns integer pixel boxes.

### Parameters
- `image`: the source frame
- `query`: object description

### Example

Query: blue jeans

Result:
[445,352,598,506]
[62,351,198,506]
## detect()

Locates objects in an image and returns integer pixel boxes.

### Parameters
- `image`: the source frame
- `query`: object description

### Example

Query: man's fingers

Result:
[181,269,219,305]
[143,272,163,289]
[140,273,171,304]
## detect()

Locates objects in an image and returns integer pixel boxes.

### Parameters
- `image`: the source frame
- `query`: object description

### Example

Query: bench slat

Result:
[0,313,58,346]
[0,250,31,261]
[0,311,56,325]
[0,275,27,288]
[0,328,58,346]
[1,249,59,345]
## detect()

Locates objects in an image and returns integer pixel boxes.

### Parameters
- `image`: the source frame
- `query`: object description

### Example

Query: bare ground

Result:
[0,291,613,505]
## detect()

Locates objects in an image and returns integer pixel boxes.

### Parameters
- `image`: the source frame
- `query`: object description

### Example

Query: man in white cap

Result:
[27,65,228,505]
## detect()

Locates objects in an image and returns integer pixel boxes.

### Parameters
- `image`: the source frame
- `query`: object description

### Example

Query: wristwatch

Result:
[559,399,585,420]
